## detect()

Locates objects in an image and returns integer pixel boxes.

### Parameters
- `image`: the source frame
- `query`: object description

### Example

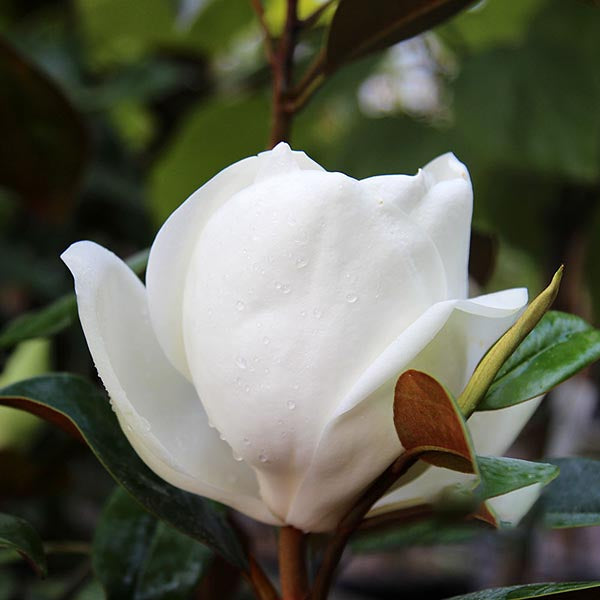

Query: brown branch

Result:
[269,0,299,147]
[279,526,309,599]
[310,453,419,600]
[246,556,280,600]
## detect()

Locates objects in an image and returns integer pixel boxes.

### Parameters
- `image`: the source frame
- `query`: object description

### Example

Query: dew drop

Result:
[281,284,291,294]
[236,300,245,311]
[300,310,306,318]
[287,400,296,411]
[264,367,270,374]
[313,308,322,319]
[244,385,251,393]
[243,437,251,446]
[235,356,247,369]
[233,450,244,462]
[259,453,268,463]
[263,336,270,345]
[274,281,282,290]
[219,432,226,441]
[296,257,308,269]
[346,293,358,304]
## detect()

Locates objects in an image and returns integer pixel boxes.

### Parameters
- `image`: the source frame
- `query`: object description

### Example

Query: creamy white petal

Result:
[182,168,450,523]
[487,482,542,525]
[284,289,527,531]
[361,153,472,299]
[62,241,281,525]
[145,143,323,379]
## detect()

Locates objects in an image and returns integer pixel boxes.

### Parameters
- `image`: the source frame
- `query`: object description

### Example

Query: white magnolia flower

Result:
[62,143,541,532]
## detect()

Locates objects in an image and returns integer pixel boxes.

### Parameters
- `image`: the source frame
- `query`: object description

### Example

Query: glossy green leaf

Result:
[477,456,559,501]
[93,487,211,600]
[0,248,149,349]
[0,374,247,569]
[458,267,562,416]
[541,458,600,529]
[0,513,46,577]
[479,312,600,411]
[445,581,600,599]
[325,0,475,71]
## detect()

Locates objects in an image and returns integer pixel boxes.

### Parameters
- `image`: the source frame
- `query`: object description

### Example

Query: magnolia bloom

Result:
[62,143,542,532]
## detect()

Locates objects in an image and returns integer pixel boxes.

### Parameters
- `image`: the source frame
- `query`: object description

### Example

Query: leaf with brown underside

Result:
[394,369,477,473]
[325,0,476,72]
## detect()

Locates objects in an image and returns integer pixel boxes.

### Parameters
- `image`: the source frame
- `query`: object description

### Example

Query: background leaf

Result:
[93,487,212,600]
[0,374,247,569]
[0,38,88,218]
[325,0,475,71]
[541,458,600,528]
[0,513,46,577]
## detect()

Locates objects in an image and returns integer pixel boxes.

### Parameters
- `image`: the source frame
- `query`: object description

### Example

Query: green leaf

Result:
[0,248,149,349]
[352,518,483,553]
[458,267,563,416]
[93,487,212,600]
[445,581,600,599]
[0,513,46,577]
[479,312,600,411]
[541,458,600,529]
[477,456,559,501]
[325,0,475,72]
[0,374,247,569]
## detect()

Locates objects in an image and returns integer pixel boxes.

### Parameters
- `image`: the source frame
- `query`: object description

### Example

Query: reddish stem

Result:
[278,526,309,599]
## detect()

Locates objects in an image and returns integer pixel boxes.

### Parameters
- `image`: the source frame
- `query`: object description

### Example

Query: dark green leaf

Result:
[445,581,600,599]
[0,38,88,218]
[479,312,600,411]
[0,374,247,569]
[325,0,475,71]
[477,456,559,501]
[0,513,46,577]
[93,487,211,600]
[541,458,600,529]
[352,518,483,553]
[0,249,149,349]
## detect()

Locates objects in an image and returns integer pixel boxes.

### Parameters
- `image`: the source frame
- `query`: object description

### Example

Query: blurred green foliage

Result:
[1,0,600,597]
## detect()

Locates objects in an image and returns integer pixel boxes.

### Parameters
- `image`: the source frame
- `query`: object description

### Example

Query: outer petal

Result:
[361,153,472,299]
[182,167,452,522]
[284,288,528,531]
[62,241,281,526]
[145,143,324,379]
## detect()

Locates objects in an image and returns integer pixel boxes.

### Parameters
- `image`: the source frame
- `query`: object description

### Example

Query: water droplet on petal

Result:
[259,453,268,463]
[236,300,245,311]
[300,310,306,318]
[263,336,270,345]
[233,450,243,462]
[346,294,358,304]
[219,433,226,441]
[281,284,291,294]
[287,400,296,410]
[243,437,251,446]
[296,257,308,269]
[313,308,322,319]
[236,356,247,369]
[244,385,250,393]
[274,281,282,290]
